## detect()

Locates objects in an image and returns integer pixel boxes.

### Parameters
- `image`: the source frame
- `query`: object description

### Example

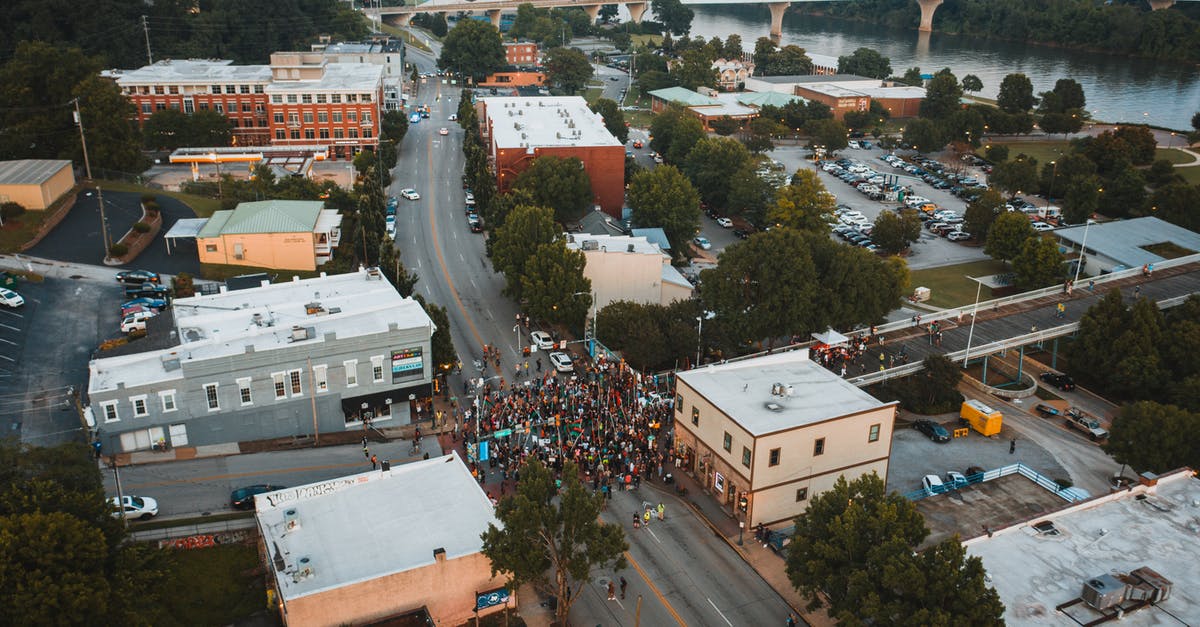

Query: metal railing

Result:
[127,516,257,543]
[903,463,1086,503]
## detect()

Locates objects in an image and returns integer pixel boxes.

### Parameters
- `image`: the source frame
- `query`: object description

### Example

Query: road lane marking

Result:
[646,527,662,543]
[624,551,686,626]
[707,597,734,626]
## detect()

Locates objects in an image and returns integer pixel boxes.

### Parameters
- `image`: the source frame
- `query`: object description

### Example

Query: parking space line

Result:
[0,323,18,332]
[0,338,16,345]
[0,355,15,362]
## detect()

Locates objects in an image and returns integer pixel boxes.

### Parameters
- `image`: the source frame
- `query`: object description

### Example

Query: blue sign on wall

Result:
[476,587,511,611]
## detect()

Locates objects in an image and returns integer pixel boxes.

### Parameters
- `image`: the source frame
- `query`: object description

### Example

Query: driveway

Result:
[29,190,202,276]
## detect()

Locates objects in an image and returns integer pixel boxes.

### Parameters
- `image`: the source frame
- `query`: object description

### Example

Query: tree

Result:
[598,4,619,21]
[1098,166,1147,219]
[872,209,921,254]
[919,71,961,120]
[481,459,627,626]
[961,74,983,94]
[752,38,777,75]
[674,49,718,91]
[984,211,1034,262]
[1111,126,1157,165]
[1148,182,1200,231]
[1104,402,1200,474]
[708,115,740,136]
[963,189,1004,240]
[1145,159,1181,188]
[805,118,849,154]
[990,154,1039,198]
[378,238,419,297]
[381,110,410,143]
[627,165,701,257]
[900,66,924,87]
[491,204,559,298]
[875,537,1006,625]
[651,0,694,35]
[837,47,892,79]
[766,170,836,232]
[724,34,744,59]
[438,19,506,81]
[512,156,593,223]
[997,73,1036,113]
[902,118,944,153]
[726,165,774,226]
[742,117,781,154]
[415,296,457,370]
[1012,236,1064,289]
[589,98,628,144]
[891,354,965,413]
[682,137,751,209]
[521,241,592,328]
[1062,174,1102,225]
[761,45,814,76]
[543,46,594,94]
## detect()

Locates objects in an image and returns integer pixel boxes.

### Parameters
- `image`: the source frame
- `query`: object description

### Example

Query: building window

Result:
[722,432,732,452]
[676,395,683,412]
[362,128,372,139]
[131,396,148,418]
[814,438,825,456]
[868,423,881,442]
[238,377,252,405]
[314,365,328,392]
[317,94,327,103]
[691,407,699,426]
[769,448,781,466]
[204,383,219,411]
[198,102,208,111]
[154,86,164,95]
[288,370,302,396]
[275,129,285,140]
[271,95,282,103]
[371,356,384,382]
[288,112,299,126]
[302,94,312,104]
[331,94,342,104]
[742,447,751,468]
[347,111,357,122]
[333,128,344,139]
[362,93,372,103]
[304,129,315,139]
[101,401,119,423]
[318,111,328,123]
[348,128,358,138]
[241,102,252,112]
[254,85,264,94]
[289,129,300,140]
[347,93,358,103]
[240,84,250,94]
[160,390,177,412]
[272,372,286,399]
[796,487,808,502]
[319,128,329,139]
[155,102,166,111]
[362,111,372,123]
[287,94,297,104]
[303,112,313,124]
[214,103,223,113]
[225,84,236,94]
[344,360,358,387]
[332,111,342,123]
[141,103,152,114]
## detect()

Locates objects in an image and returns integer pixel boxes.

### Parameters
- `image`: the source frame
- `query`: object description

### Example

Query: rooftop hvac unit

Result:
[1127,567,1173,604]
[581,240,599,251]
[291,557,315,582]
[1081,574,1126,610]
[627,244,635,252]
[291,326,309,341]
[283,508,301,532]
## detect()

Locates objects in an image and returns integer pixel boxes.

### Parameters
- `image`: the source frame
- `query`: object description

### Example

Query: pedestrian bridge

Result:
[367,0,1192,39]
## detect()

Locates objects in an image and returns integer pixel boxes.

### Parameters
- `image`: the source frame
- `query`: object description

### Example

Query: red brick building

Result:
[504,42,540,66]
[481,97,624,217]
[113,53,384,159]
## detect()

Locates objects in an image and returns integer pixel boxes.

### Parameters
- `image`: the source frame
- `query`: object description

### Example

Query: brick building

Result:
[480,97,625,217]
[504,42,540,66]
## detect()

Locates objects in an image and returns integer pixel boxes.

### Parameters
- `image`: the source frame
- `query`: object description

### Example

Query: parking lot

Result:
[0,276,124,446]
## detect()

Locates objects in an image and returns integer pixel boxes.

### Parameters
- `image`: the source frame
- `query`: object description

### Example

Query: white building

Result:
[565,233,693,311]
[1055,217,1200,276]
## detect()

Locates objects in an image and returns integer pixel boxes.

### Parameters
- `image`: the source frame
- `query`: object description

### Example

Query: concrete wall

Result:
[281,552,510,627]
[198,231,319,271]
[0,164,75,210]
[872,95,921,118]
[581,248,667,310]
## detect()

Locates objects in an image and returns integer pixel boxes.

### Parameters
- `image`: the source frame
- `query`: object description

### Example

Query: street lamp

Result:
[963,276,985,366]
[1046,160,1058,209]
[695,315,703,367]
[1072,219,1096,285]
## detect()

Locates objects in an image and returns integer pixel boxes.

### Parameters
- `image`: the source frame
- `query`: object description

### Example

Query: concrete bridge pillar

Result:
[767,2,790,40]
[917,0,942,32]
[1146,0,1174,9]
[582,4,602,23]
[626,2,648,24]
[486,9,502,28]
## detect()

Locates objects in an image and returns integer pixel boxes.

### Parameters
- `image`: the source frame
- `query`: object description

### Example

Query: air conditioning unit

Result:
[1081,574,1126,610]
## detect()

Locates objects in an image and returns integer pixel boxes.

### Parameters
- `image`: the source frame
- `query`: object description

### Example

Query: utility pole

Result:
[108,456,127,529]
[142,15,154,65]
[73,98,92,180]
[97,186,112,254]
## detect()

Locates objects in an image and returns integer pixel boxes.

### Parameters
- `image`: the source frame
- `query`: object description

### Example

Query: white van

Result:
[120,310,157,333]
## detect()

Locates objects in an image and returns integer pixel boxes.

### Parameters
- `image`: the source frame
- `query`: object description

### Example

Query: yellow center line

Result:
[624,549,687,626]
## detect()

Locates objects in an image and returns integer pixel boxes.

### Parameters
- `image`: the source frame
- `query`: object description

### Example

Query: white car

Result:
[947,230,971,242]
[716,217,733,228]
[922,475,945,496]
[1031,221,1056,232]
[693,236,712,250]
[120,310,157,333]
[439,127,449,136]
[109,495,158,520]
[465,192,475,206]
[386,217,396,236]
[549,351,574,373]
[400,188,420,200]
[0,287,24,308]
[530,331,555,350]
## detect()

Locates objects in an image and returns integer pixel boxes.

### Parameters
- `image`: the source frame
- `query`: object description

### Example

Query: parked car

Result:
[116,270,160,285]
[913,418,950,443]
[732,229,750,239]
[231,484,288,510]
[1031,221,1056,232]
[716,217,733,228]
[0,287,25,308]
[123,282,170,298]
[530,331,555,351]
[110,495,158,520]
[465,191,476,206]
[947,231,971,242]
[693,236,712,250]
[922,474,946,495]
[467,214,483,233]
[945,471,968,487]
[400,188,420,200]
[1040,371,1076,391]
[549,351,574,372]
[121,310,158,333]
[1066,407,1109,441]
[633,140,643,149]
[121,297,168,312]
[1035,403,1062,418]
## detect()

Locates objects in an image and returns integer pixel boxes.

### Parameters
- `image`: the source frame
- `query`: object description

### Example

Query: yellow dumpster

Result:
[960,399,1003,436]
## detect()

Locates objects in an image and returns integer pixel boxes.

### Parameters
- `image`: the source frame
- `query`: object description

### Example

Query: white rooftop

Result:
[88,268,434,393]
[965,470,1200,626]
[484,96,621,149]
[808,53,840,69]
[1056,217,1200,269]
[265,62,383,93]
[256,452,500,601]
[796,83,866,98]
[855,85,927,99]
[677,350,893,436]
[700,94,760,117]
[113,59,272,85]
[565,233,667,256]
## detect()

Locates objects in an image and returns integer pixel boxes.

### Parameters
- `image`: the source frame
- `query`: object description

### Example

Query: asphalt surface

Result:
[28,189,201,275]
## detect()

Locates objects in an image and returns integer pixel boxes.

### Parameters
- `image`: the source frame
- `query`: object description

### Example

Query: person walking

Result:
[607,581,616,601]
[363,445,370,460]
[619,576,628,600]
[370,454,378,469]
[1010,438,1016,454]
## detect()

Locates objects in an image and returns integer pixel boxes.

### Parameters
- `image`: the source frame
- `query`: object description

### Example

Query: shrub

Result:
[132,222,151,233]
[984,145,1010,163]
[108,243,129,257]
[141,194,156,204]
[0,202,26,220]
[173,272,196,298]
[144,200,160,214]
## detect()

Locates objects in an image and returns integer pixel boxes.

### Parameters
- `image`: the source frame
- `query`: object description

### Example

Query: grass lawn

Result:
[909,259,1011,309]
[583,85,605,105]
[630,34,662,47]
[1154,147,1198,165]
[0,210,52,254]
[980,140,1071,166]
[379,23,433,53]
[1178,166,1200,185]
[161,543,266,625]
[96,179,222,218]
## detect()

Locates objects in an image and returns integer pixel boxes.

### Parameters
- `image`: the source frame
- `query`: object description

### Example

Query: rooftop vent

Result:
[304,302,326,316]
[765,402,783,412]
[1032,520,1060,536]
[627,244,635,252]
[291,326,310,342]
[291,556,315,583]
[283,508,301,532]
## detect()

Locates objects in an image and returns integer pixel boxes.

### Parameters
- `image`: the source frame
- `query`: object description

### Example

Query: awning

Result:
[811,328,849,347]
[164,218,210,255]
[340,382,432,421]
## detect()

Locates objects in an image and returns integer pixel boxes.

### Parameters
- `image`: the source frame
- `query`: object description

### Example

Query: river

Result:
[629,5,1199,131]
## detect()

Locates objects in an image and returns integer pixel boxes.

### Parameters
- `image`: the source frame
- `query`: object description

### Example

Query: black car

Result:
[732,229,749,240]
[1035,404,1062,418]
[116,270,160,285]
[913,419,951,443]
[230,484,288,510]
[1040,371,1076,391]
[124,282,170,297]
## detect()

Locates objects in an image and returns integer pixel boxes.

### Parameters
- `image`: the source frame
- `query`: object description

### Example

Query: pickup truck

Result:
[1065,408,1109,441]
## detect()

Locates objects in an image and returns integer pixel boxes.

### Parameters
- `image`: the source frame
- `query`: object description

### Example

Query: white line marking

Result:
[0,323,18,332]
[470,278,477,289]
[707,598,733,627]
[0,338,16,345]
[646,527,662,543]
[0,355,14,362]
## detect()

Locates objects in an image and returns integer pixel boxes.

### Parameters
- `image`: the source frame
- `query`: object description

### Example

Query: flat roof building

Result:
[256,452,512,626]
[565,233,692,311]
[482,96,625,217]
[86,267,435,454]
[1055,217,1200,276]
[743,75,925,119]
[672,350,897,527]
[0,159,75,210]
[197,199,342,271]
[964,470,1200,626]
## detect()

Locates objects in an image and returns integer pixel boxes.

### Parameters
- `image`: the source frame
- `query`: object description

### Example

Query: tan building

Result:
[0,159,75,210]
[712,58,754,91]
[255,452,512,627]
[565,233,693,310]
[196,199,341,270]
[672,350,897,528]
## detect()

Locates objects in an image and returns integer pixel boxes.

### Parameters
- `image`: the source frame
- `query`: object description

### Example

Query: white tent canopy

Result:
[163,218,209,255]
[811,328,849,347]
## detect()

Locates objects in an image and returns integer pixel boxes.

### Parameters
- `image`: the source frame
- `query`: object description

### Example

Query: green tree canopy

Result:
[760,45,814,76]
[806,118,850,154]
[651,0,694,35]
[997,73,1036,113]
[889,354,965,413]
[726,164,774,226]
[512,155,593,223]
[919,70,962,120]
[961,74,983,93]
[837,47,892,79]
[1012,235,1065,289]
[902,118,945,153]
[682,136,751,209]
[964,188,1005,241]
[872,209,922,255]
[674,49,719,91]
[491,204,560,298]
[543,46,594,94]
[481,460,627,625]
[766,170,836,232]
[1149,183,1200,231]
[990,154,1039,198]
[984,210,1035,262]
[724,34,744,58]
[589,98,629,144]
[708,115,741,136]
[627,165,701,256]
[1104,402,1200,474]
[438,19,506,81]
[521,241,592,328]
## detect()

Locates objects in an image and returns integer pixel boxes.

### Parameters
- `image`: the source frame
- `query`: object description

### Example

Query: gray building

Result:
[87,267,435,454]
[1054,217,1200,276]
[312,39,406,110]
